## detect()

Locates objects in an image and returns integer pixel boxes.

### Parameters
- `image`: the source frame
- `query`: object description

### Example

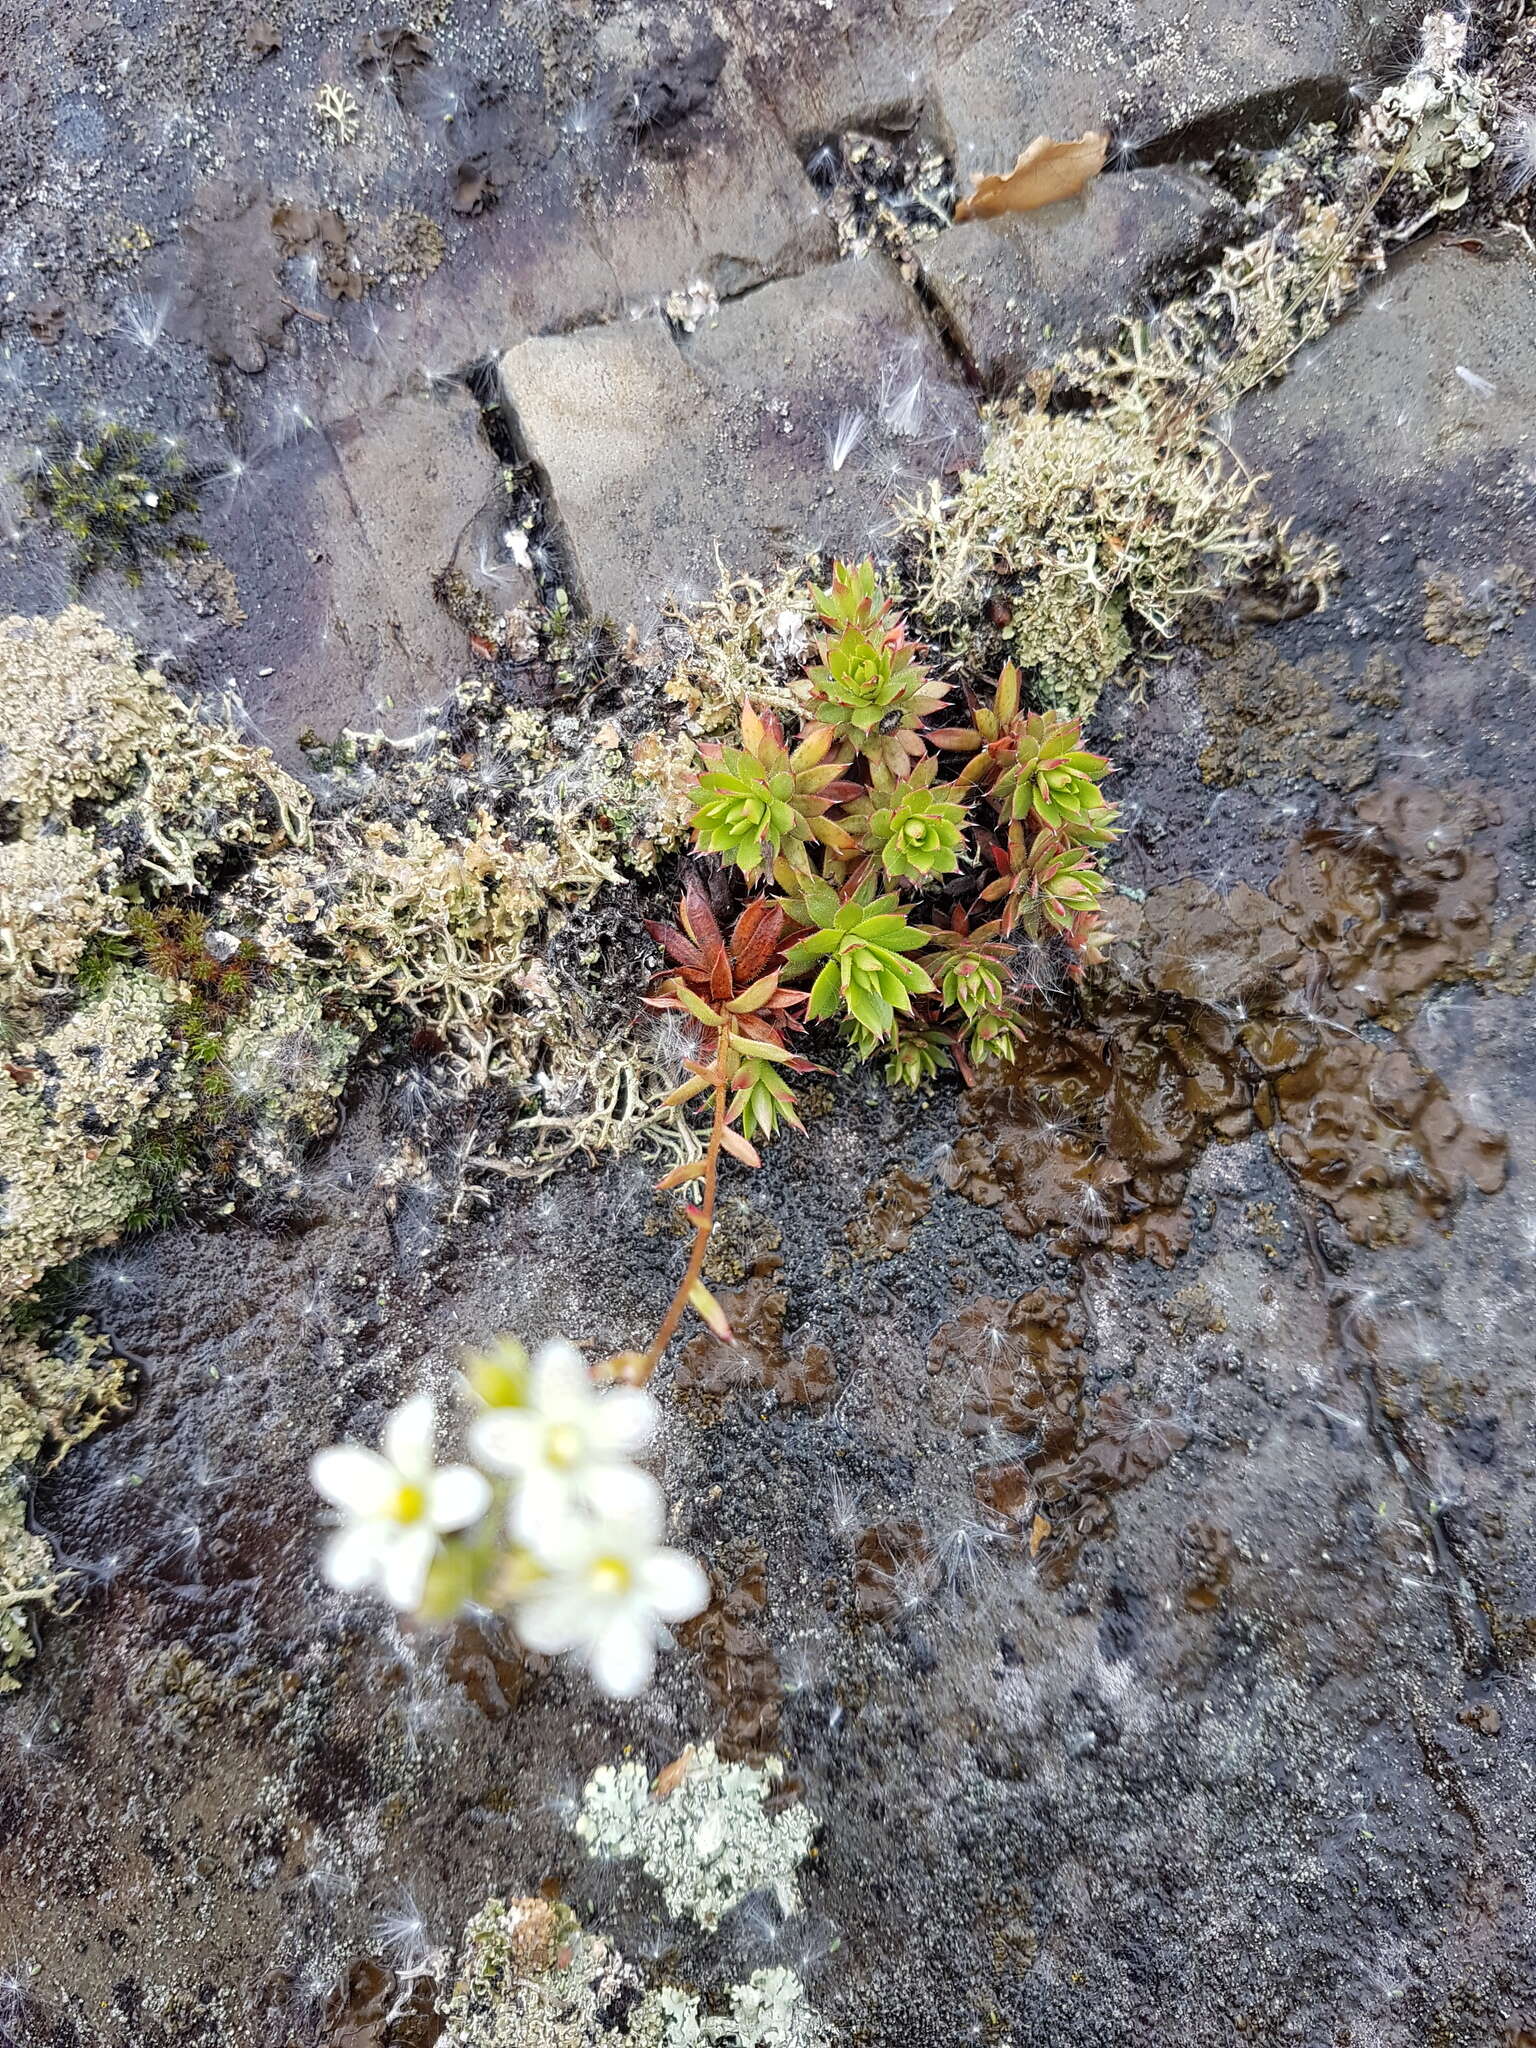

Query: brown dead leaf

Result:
[1029,1512,1052,1559]
[954,131,1109,222]
[652,1745,698,1799]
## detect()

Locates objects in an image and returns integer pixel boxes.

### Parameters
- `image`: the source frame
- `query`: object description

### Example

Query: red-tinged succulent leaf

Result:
[720,1126,762,1168]
[678,879,723,957]
[731,897,786,983]
[656,1158,706,1191]
[644,918,708,975]
[687,1278,733,1340]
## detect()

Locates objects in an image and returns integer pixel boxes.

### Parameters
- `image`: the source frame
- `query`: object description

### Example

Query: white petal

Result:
[591,1384,658,1457]
[639,1548,710,1624]
[379,1525,437,1610]
[383,1394,436,1479]
[321,1520,384,1591]
[310,1445,395,1516]
[530,1341,593,1421]
[514,1581,595,1656]
[427,1464,491,1532]
[576,1463,664,1533]
[588,1613,655,1699]
[512,1469,586,1555]
[469,1408,542,1476]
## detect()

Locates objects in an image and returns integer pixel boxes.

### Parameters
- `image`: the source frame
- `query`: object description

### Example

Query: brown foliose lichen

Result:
[845,1167,933,1260]
[677,1545,784,1760]
[678,1269,837,1419]
[944,784,1506,1259]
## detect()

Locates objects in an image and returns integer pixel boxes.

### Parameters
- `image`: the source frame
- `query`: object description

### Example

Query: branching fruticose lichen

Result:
[1,1321,128,1688]
[443,1895,830,2048]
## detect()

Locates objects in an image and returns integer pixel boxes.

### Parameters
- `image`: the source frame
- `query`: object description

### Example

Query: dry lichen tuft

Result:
[0,1319,129,1688]
[900,405,1332,718]
[0,970,190,1305]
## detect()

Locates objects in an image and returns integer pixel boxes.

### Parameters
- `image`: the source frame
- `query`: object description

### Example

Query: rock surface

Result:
[500,253,975,627]
[2,1,1536,2045]
[1234,238,1536,541]
[918,167,1239,390]
[931,0,1419,179]
[211,382,496,745]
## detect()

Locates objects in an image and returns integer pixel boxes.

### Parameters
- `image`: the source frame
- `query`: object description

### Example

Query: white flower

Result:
[469,1339,660,1549]
[513,1489,709,1698]
[310,1394,490,1610]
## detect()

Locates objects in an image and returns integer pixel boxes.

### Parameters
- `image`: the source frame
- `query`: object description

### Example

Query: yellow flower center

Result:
[471,1359,527,1409]
[589,1556,632,1598]
[393,1482,427,1524]
[546,1422,585,1470]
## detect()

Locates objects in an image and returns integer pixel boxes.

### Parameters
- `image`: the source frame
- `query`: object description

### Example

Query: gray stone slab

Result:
[587,17,838,305]
[211,381,495,747]
[721,0,946,143]
[931,0,1422,187]
[231,39,832,446]
[1232,241,1536,539]
[499,253,977,629]
[917,166,1239,391]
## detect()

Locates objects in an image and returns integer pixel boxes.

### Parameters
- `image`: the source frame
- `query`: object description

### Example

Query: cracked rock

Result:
[498,253,975,629]
[918,167,1239,391]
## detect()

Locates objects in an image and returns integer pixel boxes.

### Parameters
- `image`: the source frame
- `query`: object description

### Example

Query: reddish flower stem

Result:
[641,1055,730,1377]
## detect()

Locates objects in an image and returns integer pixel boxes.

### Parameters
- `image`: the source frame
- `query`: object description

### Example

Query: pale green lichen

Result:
[0,1480,56,1691]
[442,1896,831,2048]
[900,407,1299,718]
[633,1968,830,2048]
[0,605,705,1320]
[576,1744,818,1930]
[665,562,815,733]
[0,828,122,1020]
[218,985,357,1125]
[0,969,189,1308]
[0,605,308,872]
[0,1319,129,1688]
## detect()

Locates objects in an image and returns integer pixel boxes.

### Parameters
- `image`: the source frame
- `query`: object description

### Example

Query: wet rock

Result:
[918,167,1239,390]
[926,1289,1081,1443]
[676,1545,784,1758]
[678,1270,837,1416]
[946,785,1507,1260]
[499,255,973,628]
[845,1166,933,1259]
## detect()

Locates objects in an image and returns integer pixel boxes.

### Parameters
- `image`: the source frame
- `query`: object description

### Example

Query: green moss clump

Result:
[22,421,207,585]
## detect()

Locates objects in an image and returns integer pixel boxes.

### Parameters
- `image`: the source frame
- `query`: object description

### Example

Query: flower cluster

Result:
[662,563,1118,1132]
[309,1338,708,1698]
